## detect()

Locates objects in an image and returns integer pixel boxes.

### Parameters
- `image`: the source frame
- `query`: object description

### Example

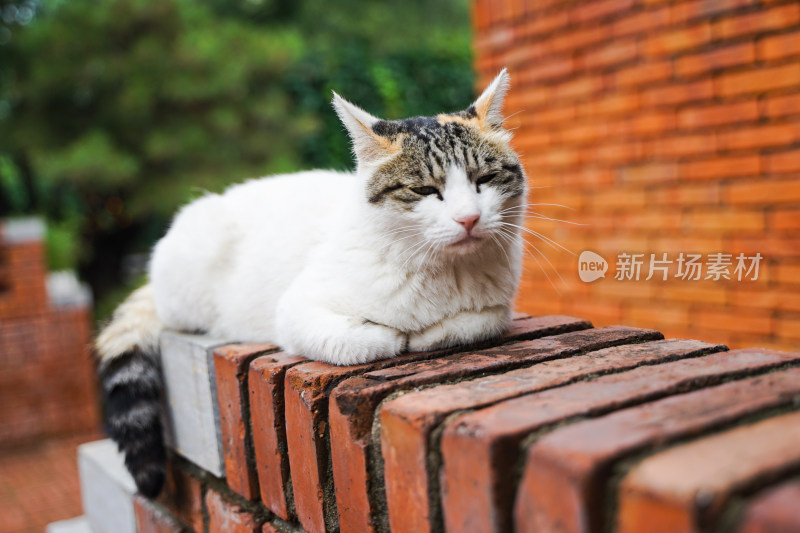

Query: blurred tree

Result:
[0,0,473,321]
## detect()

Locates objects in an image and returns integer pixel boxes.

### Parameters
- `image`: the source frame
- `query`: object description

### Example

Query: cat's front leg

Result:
[276,301,407,365]
[407,305,510,353]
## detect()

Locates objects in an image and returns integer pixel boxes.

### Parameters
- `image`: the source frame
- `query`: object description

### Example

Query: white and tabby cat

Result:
[95,69,526,496]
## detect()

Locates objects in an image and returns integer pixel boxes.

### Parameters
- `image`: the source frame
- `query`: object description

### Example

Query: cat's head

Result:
[333,69,526,260]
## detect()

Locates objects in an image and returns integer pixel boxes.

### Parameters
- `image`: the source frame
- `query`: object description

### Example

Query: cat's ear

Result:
[470,68,510,130]
[332,92,397,164]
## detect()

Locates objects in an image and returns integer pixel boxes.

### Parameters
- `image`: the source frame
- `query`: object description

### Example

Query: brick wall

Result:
[62,316,800,533]
[0,219,99,447]
[473,0,800,352]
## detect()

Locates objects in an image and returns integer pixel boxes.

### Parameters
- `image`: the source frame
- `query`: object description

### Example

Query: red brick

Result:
[375,339,720,533]
[248,351,307,520]
[715,4,800,40]
[283,314,591,533]
[518,57,573,84]
[672,0,755,23]
[356,326,661,533]
[134,495,184,533]
[617,410,800,533]
[214,343,279,500]
[578,93,639,118]
[613,7,670,37]
[774,263,800,285]
[646,133,716,158]
[776,316,800,341]
[765,149,800,174]
[641,79,713,107]
[581,39,637,70]
[619,163,678,184]
[205,489,262,533]
[717,62,800,97]
[572,0,634,23]
[158,461,204,533]
[759,29,800,61]
[686,209,765,233]
[643,23,712,56]
[441,347,800,533]
[514,365,800,533]
[719,122,800,150]
[765,92,800,118]
[772,208,800,231]
[551,26,608,54]
[676,42,755,77]
[628,110,676,135]
[695,308,772,336]
[517,11,569,39]
[682,155,760,180]
[726,178,800,204]
[650,182,721,206]
[738,480,800,533]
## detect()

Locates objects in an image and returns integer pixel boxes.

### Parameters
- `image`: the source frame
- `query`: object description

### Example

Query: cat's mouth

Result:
[449,234,482,248]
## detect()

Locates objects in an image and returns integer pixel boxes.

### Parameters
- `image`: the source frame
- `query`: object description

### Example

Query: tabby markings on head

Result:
[366,111,525,209]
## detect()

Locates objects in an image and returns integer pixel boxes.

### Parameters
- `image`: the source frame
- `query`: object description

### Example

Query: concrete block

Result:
[160,331,230,476]
[78,439,136,533]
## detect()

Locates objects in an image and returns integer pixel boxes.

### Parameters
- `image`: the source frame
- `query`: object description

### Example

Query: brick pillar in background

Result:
[0,218,99,446]
[473,0,800,352]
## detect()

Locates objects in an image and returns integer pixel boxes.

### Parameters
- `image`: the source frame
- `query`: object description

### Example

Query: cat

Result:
[95,69,526,497]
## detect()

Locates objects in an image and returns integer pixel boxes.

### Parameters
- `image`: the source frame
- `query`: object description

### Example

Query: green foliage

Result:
[0,0,473,322]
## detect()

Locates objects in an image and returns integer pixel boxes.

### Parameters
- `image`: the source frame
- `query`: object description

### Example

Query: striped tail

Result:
[95,284,166,498]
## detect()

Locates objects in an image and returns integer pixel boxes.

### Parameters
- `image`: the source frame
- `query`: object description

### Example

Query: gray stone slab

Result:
[1,217,45,243]
[159,330,230,477]
[46,516,93,533]
[78,440,136,533]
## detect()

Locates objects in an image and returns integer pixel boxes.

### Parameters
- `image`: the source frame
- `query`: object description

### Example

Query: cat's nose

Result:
[455,214,480,233]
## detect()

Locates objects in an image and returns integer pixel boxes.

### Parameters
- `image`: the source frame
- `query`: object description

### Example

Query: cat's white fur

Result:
[97,70,523,366]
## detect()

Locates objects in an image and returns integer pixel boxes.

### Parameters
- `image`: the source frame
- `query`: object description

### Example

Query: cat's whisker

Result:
[495,227,562,293]
[495,207,585,226]
[498,211,586,226]
[527,212,586,226]
[496,227,566,291]
[397,238,431,272]
[502,109,526,124]
[497,202,576,213]
[498,222,576,256]
[490,233,513,269]
[383,231,427,248]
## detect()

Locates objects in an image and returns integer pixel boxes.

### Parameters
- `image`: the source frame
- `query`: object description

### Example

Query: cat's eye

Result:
[476,173,497,186]
[410,186,442,199]
[476,173,497,192]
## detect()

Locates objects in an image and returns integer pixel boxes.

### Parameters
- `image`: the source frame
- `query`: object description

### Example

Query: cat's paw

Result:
[333,321,407,365]
[407,324,449,353]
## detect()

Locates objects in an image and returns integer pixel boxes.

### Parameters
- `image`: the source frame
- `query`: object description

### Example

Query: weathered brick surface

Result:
[515,367,800,533]
[133,495,185,533]
[72,336,799,533]
[374,338,724,533]
[738,480,800,533]
[213,343,279,500]
[440,347,800,533]
[617,411,800,533]
[284,314,591,532]
[473,0,800,353]
[205,489,262,533]
[249,351,307,520]
[158,460,204,533]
